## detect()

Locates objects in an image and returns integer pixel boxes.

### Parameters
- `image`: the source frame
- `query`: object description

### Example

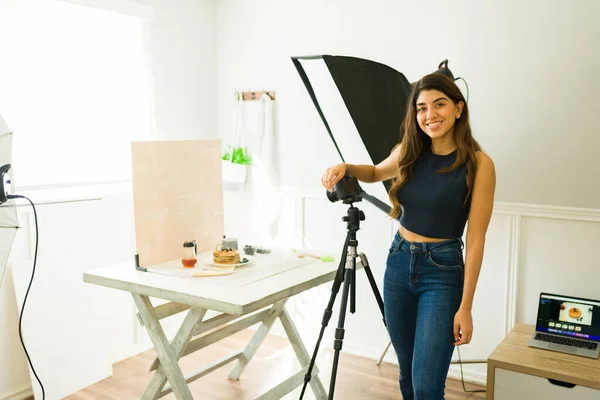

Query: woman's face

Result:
[415,89,463,140]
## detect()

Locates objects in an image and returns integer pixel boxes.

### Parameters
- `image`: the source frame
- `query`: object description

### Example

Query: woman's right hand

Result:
[321,163,347,192]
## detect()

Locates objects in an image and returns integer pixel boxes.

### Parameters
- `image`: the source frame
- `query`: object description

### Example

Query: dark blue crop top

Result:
[396,149,470,239]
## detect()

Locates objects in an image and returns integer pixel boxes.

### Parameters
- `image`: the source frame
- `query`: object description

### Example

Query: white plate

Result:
[204,255,255,268]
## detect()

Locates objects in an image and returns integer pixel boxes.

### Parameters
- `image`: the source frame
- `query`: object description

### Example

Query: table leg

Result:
[144,304,208,398]
[132,294,194,400]
[279,308,328,400]
[229,300,287,380]
[486,363,495,400]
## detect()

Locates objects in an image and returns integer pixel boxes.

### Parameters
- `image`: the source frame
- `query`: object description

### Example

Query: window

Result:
[0,0,154,187]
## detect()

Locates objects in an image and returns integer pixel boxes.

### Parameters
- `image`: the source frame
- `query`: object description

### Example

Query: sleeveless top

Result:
[396,149,471,239]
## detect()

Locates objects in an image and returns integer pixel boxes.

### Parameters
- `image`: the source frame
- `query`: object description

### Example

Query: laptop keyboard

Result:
[535,332,598,350]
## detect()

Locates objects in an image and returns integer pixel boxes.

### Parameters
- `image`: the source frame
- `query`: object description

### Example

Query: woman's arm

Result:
[454,151,496,345]
[322,144,401,191]
[349,144,402,182]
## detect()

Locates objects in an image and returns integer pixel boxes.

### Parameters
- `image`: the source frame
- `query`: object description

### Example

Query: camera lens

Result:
[326,189,340,203]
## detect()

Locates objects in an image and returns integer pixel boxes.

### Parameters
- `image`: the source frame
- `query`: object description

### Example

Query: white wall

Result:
[135,0,218,141]
[216,0,600,209]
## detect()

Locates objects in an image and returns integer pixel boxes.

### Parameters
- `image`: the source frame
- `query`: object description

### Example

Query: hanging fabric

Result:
[248,93,282,246]
[222,94,251,183]
[222,90,281,245]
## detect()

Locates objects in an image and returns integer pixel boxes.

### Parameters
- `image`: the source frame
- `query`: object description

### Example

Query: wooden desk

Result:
[83,250,344,400]
[487,323,600,399]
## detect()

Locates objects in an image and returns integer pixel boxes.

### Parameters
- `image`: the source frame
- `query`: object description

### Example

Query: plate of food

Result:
[569,307,582,319]
[559,302,593,325]
[205,248,255,268]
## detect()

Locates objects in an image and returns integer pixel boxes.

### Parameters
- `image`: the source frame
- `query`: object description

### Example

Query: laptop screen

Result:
[536,293,600,342]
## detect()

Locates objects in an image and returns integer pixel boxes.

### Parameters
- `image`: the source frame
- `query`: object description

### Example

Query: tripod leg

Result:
[360,253,386,326]
[350,259,356,313]
[348,242,357,314]
[298,232,351,400]
[328,266,354,400]
[358,253,391,367]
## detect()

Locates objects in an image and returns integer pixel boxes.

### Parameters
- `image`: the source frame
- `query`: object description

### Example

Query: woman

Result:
[321,73,496,399]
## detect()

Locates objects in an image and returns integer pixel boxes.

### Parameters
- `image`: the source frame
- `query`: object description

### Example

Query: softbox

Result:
[291,55,453,214]
[0,113,17,288]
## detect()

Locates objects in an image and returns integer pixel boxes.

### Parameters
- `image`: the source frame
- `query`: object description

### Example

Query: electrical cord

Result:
[453,73,484,394]
[455,77,470,102]
[456,345,486,394]
[7,194,45,400]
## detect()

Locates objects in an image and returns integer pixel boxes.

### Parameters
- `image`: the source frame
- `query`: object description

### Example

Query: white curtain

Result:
[236,94,282,246]
[231,95,333,345]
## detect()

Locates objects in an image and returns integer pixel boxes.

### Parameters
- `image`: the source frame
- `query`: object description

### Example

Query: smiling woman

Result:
[0,0,154,188]
[321,72,496,399]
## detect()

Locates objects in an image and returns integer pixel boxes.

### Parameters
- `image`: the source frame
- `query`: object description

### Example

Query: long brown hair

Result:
[388,73,481,219]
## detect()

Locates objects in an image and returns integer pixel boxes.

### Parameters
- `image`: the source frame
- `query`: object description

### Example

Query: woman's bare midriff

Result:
[399,226,451,243]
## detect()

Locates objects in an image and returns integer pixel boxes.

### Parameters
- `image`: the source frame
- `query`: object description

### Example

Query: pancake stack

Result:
[213,248,240,265]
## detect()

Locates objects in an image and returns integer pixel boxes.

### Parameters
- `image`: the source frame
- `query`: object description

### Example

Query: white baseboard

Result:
[343,342,487,387]
[447,364,487,386]
[342,343,396,367]
[111,340,153,365]
[0,385,33,400]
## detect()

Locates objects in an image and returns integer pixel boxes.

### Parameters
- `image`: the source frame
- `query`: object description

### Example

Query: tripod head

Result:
[343,204,365,233]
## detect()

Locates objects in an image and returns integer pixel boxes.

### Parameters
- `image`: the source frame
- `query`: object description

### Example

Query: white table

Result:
[83,250,340,399]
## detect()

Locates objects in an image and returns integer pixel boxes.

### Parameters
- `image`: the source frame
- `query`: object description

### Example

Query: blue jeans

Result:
[383,231,464,400]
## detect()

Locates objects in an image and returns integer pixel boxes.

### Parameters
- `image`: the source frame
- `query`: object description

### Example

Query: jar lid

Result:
[183,241,196,247]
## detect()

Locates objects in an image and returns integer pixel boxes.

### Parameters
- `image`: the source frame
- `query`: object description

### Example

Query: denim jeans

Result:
[384,231,464,400]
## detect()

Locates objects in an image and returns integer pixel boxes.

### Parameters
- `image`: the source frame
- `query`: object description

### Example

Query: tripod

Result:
[300,203,386,399]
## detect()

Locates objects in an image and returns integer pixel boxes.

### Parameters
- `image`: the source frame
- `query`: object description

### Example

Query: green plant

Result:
[231,147,252,165]
[223,146,251,165]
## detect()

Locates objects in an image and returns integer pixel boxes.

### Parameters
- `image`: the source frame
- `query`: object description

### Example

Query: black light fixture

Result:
[0,113,17,286]
[0,163,11,205]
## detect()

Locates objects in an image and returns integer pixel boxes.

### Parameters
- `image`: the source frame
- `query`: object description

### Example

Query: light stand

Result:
[299,202,386,400]
[0,163,11,204]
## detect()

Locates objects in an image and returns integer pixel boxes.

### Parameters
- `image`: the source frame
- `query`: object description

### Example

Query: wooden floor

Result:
[65,330,486,399]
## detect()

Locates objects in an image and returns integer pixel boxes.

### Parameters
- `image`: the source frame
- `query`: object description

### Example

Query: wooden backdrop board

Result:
[131,140,224,267]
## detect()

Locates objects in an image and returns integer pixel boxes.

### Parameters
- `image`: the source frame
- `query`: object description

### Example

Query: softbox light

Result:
[0,113,17,289]
[291,55,454,214]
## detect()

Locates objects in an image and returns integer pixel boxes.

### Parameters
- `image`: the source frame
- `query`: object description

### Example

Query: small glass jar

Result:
[182,240,197,268]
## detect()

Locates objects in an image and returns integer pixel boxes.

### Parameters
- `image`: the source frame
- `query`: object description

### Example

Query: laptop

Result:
[528,292,600,359]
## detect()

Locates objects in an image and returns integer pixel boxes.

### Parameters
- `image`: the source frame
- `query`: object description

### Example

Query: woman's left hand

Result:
[453,308,473,346]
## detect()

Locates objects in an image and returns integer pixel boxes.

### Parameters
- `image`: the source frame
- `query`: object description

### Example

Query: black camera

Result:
[326,174,363,204]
